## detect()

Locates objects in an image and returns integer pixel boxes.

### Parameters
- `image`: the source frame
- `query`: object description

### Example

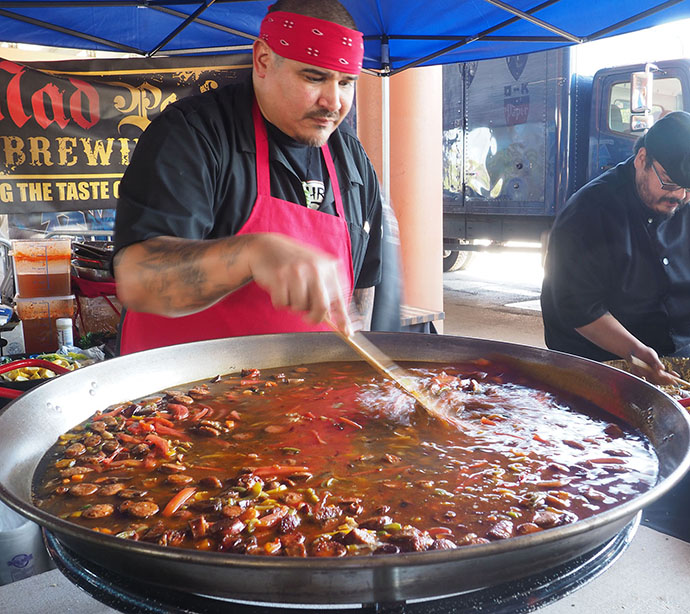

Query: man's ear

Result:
[253,39,272,78]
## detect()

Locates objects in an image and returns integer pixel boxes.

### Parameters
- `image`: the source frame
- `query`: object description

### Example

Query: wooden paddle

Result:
[327,320,465,429]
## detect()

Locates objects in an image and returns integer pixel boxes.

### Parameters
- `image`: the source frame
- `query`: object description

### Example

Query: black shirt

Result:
[541,157,690,361]
[114,77,382,289]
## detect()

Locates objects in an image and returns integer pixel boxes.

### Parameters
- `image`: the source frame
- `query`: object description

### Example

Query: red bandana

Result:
[259,11,364,75]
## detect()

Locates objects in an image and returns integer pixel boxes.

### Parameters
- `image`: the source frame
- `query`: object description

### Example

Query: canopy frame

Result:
[0,0,685,75]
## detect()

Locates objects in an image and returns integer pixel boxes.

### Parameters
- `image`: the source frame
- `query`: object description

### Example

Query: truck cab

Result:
[589,59,690,180]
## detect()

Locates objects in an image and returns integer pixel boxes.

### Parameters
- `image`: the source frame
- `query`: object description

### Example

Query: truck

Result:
[441,49,690,271]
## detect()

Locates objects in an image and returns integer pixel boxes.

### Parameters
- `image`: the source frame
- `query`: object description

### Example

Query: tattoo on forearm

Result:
[132,236,255,312]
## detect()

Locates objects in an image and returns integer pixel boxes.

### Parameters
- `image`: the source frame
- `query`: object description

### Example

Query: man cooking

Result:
[113,0,382,354]
[541,111,690,385]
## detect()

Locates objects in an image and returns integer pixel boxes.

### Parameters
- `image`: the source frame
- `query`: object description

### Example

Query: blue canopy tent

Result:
[0,0,688,74]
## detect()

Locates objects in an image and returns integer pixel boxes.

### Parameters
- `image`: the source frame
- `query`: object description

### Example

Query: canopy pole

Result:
[381,37,391,206]
[382,76,390,207]
[482,0,583,43]
[147,0,216,56]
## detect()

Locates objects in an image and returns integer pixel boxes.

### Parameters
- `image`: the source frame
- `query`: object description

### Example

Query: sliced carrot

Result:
[92,405,125,421]
[100,446,124,466]
[339,417,363,429]
[162,487,197,517]
[138,421,155,433]
[255,507,289,528]
[312,429,327,444]
[251,465,310,477]
[154,423,189,440]
[468,460,489,469]
[192,407,210,422]
[264,538,282,555]
[155,416,175,428]
[117,432,143,445]
[125,421,142,435]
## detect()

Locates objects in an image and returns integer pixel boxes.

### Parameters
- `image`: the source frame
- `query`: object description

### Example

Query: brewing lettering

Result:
[1,136,25,167]
[56,137,78,166]
[29,136,53,167]
[1,135,137,169]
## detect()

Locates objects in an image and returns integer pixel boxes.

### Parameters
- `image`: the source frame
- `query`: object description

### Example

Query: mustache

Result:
[661,196,684,206]
[304,110,340,121]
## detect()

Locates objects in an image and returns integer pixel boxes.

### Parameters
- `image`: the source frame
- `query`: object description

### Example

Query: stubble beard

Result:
[295,111,342,147]
[297,133,330,147]
[636,172,686,218]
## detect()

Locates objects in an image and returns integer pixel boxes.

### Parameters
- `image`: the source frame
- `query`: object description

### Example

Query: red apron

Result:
[119,100,354,354]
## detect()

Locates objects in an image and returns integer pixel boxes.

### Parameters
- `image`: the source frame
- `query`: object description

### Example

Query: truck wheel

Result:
[443,250,474,272]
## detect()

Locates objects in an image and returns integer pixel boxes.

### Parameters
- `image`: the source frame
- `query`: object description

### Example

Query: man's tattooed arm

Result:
[113,235,256,316]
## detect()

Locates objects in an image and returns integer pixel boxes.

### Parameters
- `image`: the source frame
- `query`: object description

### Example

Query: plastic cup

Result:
[15,294,76,354]
[0,501,51,585]
[11,239,71,298]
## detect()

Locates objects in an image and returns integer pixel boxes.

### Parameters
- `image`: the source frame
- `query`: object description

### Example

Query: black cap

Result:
[644,111,690,189]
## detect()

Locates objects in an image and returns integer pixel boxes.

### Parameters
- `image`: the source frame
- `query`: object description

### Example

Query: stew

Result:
[32,359,658,557]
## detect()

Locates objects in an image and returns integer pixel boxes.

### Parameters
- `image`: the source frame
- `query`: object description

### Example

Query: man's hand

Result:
[628,349,679,386]
[247,234,350,328]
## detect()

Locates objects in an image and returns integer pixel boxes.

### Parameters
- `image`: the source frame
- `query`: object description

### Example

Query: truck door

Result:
[588,60,690,182]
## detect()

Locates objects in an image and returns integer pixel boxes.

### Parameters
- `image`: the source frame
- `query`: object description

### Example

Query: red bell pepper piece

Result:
[145,433,170,457]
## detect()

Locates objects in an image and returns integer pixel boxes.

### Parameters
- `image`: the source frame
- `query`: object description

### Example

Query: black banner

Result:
[0,54,252,218]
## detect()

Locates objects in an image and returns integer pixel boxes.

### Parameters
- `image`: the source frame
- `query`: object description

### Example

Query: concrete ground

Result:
[442,249,545,347]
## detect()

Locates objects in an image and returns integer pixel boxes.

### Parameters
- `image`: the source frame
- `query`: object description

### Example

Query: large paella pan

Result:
[0,333,688,605]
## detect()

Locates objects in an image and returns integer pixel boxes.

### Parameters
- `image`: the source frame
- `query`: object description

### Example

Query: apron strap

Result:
[321,142,346,220]
[252,99,271,197]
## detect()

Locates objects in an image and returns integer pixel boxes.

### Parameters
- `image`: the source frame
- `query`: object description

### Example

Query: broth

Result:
[32,359,658,557]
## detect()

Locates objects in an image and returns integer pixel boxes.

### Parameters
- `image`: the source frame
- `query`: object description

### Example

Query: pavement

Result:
[442,250,546,347]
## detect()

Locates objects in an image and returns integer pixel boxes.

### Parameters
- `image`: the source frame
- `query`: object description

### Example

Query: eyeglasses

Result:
[651,163,688,196]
